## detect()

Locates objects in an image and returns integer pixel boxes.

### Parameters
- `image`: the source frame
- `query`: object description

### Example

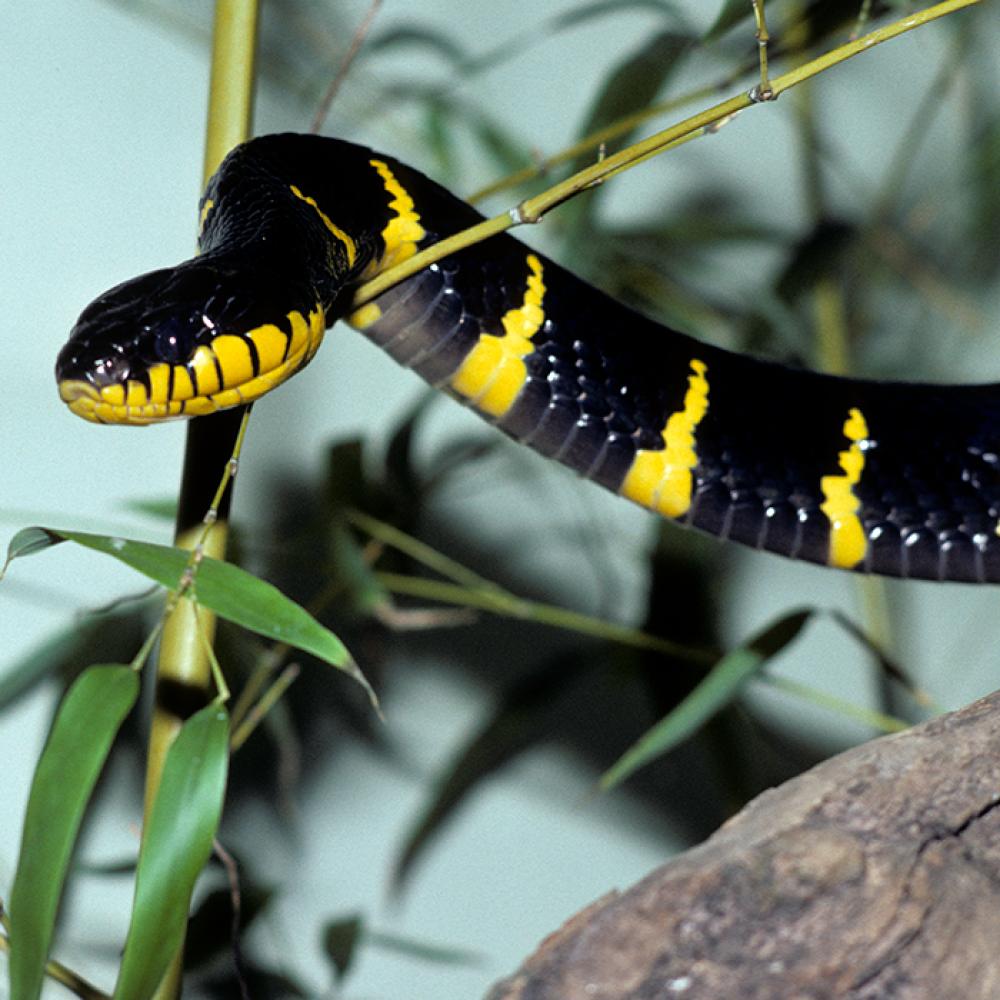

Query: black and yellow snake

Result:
[56,133,1000,583]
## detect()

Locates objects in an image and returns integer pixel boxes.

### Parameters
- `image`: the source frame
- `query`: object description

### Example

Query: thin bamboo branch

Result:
[350,0,978,312]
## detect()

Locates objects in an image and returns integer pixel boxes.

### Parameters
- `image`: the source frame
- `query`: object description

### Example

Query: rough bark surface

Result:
[484,689,1000,1000]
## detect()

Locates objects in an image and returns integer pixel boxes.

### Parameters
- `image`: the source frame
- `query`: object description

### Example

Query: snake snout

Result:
[58,259,328,425]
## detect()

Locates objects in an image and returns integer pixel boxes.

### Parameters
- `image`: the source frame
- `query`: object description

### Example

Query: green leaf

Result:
[599,610,812,790]
[703,0,751,42]
[565,30,691,240]
[121,497,179,521]
[0,610,148,710]
[8,665,139,1000]
[366,24,467,64]
[573,30,691,166]
[320,914,483,982]
[322,914,364,983]
[114,704,230,1000]
[393,653,592,890]
[366,928,484,968]
[330,522,392,615]
[551,0,684,33]
[5,527,376,708]
[1,526,57,576]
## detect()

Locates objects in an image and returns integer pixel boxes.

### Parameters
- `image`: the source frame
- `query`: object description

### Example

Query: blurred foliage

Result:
[5,0,999,996]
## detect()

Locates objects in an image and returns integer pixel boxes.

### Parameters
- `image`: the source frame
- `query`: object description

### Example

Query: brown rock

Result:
[485,690,1000,1000]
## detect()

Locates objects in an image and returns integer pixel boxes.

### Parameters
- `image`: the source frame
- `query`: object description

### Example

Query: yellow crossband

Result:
[198,198,214,237]
[289,185,357,268]
[348,302,382,330]
[348,159,427,328]
[450,255,547,418]
[146,363,171,404]
[621,359,710,518]
[365,160,426,271]
[60,306,327,425]
[820,407,870,568]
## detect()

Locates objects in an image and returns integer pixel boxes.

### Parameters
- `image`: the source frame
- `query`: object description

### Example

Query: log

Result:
[484,690,1000,1000]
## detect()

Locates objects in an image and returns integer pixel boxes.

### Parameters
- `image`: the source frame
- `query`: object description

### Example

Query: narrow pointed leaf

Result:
[573,30,691,168]
[8,665,139,1000]
[7,527,375,707]
[393,654,590,890]
[366,928,484,968]
[114,704,229,1000]
[600,610,812,790]
[551,0,683,33]
[0,610,147,710]
[2,526,58,576]
[322,914,364,983]
[703,0,751,41]
[366,25,467,64]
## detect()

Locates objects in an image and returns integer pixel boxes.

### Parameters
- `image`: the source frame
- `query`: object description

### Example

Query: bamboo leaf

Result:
[599,610,812,790]
[0,610,147,710]
[573,30,691,166]
[8,665,139,1000]
[703,0,751,42]
[366,24,467,64]
[366,927,484,968]
[5,527,376,708]
[322,914,364,983]
[551,0,684,32]
[321,914,483,981]
[114,704,230,1000]
[393,654,591,890]
[121,497,178,521]
[1,526,57,575]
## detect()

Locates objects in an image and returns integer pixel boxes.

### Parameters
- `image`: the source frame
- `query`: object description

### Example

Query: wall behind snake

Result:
[3,2,999,998]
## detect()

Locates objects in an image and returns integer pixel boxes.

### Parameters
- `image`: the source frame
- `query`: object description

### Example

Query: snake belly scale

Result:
[56,133,1000,583]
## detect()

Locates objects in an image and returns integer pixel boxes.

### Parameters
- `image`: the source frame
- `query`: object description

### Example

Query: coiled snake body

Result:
[56,133,1000,583]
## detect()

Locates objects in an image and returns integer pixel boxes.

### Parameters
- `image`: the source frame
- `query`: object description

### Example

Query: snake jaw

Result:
[56,304,327,426]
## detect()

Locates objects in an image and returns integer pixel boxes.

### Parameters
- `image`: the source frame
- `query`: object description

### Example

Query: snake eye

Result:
[146,307,212,364]
[151,317,186,363]
[92,352,131,384]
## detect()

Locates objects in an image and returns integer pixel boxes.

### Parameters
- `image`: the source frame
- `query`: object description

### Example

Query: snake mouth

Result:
[58,306,326,425]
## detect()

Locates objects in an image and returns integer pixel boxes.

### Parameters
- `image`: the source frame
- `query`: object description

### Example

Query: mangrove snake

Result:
[56,133,1000,583]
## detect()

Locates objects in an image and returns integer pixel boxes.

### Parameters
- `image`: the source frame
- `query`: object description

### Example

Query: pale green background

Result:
[2,2,998,998]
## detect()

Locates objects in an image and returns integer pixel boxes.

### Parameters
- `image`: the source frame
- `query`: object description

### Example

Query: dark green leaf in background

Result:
[392,654,591,890]
[0,609,146,711]
[703,0,752,42]
[572,29,692,169]
[322,914,364,983]
[600,610,812,789]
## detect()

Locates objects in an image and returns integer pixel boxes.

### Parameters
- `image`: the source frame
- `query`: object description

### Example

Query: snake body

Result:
[56,133,1000,582]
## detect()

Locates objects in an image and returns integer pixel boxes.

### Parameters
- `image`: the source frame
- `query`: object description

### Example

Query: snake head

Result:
[56,259,326,425]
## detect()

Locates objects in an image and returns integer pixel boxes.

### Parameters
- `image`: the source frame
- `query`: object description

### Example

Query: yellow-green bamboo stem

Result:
[142,2,259,998]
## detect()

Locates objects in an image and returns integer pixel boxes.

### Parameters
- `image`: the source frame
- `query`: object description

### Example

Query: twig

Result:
[230,663,300,752]
[212,839,251,1000]
[350,0,978,312]
[750,0,775,102]
[0,933,110,1000]
[310,0,382,134]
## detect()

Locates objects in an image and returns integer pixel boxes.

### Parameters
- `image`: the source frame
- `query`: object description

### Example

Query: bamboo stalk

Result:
[142,2,260,997]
